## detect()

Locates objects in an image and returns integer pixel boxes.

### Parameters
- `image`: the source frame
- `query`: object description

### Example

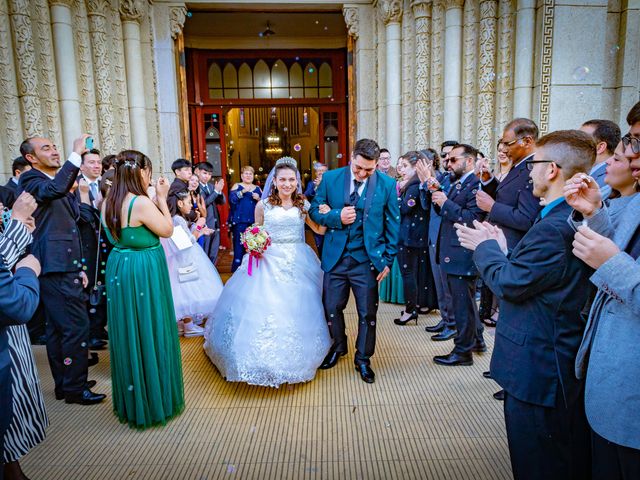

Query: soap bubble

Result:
[572,66,590,82]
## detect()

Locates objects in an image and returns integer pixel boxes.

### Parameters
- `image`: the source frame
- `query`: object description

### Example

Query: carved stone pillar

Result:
[495,0,514,135]
[461,0,479,146]
[73,0,99,137]
[120,0,149,154]
[0,0,24,156]
[513,0,535,118]
[87,0,116,154]
[412,0,431,150]
[443,0,463,142]
[8,0,43,137]
[50,0,82,154]
[430,0,445,147]
[343,6,359,40]
[477,0,497,156]
[376,13,386,146]
[401,0,414,153]
[379,0,402,159]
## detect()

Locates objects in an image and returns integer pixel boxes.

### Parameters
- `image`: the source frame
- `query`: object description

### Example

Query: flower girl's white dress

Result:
[203,200,331,387]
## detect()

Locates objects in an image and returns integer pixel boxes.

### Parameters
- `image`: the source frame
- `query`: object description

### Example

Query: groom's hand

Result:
[376,266,390,282]
[340,206,357,225]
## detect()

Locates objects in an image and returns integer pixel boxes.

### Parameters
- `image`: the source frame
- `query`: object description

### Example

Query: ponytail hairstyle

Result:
[104,150,152,242]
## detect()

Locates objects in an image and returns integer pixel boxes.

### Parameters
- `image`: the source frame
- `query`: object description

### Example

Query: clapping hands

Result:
[455,220,508,254]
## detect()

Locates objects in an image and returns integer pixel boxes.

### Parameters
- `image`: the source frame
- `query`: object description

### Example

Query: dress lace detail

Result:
[203,202,331,388]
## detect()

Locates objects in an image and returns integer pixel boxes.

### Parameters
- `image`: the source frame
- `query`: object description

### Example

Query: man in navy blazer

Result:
[579,119,621,202]
[19,135,106,405]
[457,130,596,480]
[477,118,542,250]
[431,144,486,366]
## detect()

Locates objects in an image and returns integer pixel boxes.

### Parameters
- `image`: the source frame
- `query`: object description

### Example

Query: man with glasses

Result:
[430,144,486,366]
[376,148,396,178]
[456,130,596,479]
[567,100,640,477]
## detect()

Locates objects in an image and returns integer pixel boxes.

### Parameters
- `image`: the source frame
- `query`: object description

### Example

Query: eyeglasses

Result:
[622,134,640,154]
[500,137,521,147]
[525,160,562,171]
[448,155,471,164]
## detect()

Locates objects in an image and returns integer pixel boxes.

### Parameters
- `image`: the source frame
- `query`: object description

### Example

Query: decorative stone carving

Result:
[477,0,498,157]
[119,0,144,23]
[0,0,24,154]
[111,11,131,150]
[461,0,478,145]
[34,0,62,148]
[49,0,74,7]
[495,0,514,138]
[343,6,359,40]
[429,0,444,147]
[538,0,554,136]
[412,0,431,149]
[378,0,403,25]
[73,0,99,138]
[9,0,44,137]
[170,5,187,40]
[376,15,386,147]
[401,0,414,152]
[87,0,116,153]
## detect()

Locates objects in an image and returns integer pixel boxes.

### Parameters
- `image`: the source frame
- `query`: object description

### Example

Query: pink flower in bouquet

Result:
[240,224,271,275]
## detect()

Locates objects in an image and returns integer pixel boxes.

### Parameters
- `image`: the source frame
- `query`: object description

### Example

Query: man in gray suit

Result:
[194,162,226,265]
[579,119,621,201]
[566,100,640,477]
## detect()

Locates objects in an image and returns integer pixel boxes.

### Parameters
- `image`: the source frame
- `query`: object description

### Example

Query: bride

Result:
[203,157,332,387]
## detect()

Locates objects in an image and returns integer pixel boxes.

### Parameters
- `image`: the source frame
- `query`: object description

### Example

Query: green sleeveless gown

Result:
[379,258,405,305]
[103,196,184,429]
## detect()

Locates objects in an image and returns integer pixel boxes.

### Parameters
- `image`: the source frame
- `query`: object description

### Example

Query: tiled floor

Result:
[22,299,511,479]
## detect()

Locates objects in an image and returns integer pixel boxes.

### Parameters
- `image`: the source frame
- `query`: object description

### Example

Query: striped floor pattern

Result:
[22,299,512,479]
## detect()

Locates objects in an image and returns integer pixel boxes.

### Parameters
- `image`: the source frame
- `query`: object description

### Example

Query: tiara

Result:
[276,157,297,168]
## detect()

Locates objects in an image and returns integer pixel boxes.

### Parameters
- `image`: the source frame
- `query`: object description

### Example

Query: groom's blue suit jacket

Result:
[309,166,400,272]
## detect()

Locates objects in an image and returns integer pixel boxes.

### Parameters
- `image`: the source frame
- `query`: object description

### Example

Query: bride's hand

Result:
[318,204,330,214]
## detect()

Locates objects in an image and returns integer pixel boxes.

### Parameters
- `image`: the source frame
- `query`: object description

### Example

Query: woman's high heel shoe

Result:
[394,311,419,326]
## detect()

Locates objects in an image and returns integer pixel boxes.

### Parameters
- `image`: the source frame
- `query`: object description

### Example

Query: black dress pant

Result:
[323,255,378,366]
[592,429,640,480]
[398,245,421,313]
[40,272,90,396]
[504,391,591,480]
[447,274,483,353]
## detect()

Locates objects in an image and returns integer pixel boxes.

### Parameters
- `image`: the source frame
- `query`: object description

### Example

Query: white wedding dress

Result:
[203,200,332,387]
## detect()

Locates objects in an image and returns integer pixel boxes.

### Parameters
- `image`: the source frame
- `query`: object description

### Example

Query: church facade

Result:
[0,0,638,180]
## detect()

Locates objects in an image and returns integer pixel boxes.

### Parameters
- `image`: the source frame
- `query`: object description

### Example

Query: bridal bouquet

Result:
[241,224,271,276]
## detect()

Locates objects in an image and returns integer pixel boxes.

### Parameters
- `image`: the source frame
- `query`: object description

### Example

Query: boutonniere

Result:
[455,183,462,190]
[407,198,416,207]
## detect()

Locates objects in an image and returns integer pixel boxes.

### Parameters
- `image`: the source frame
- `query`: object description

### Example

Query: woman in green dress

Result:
[379,160,405,305]
[102,150,184,429]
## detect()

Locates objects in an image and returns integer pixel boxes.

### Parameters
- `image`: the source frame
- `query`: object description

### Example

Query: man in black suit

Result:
[431,144,486,366]
[169,158,193,196]
[194,162,226,265]
[456,130,595,480]
[0,184,14,211]
[476,118,542,250]
[4,156,31,198]
[19,135,105,405]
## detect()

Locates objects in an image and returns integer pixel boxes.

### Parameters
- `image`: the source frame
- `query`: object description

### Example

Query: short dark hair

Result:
[12,156,30,176]
[353,138,380,161]
[171,158,192,173]
[627,101,640,126]
[582,119,621,154]
[81,148,101,164]
[194,161,214,173]
[504,118,539,140]
[440,140,458,150]
[451,143,479,159]
[102,154,116,172]
[379,148,390,155]
[19,138,36,163]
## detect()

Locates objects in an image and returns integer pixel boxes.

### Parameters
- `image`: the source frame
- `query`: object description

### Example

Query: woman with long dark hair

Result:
[102,150,184,429]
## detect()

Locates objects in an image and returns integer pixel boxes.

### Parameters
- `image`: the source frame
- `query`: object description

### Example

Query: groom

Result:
[310,139,399,383]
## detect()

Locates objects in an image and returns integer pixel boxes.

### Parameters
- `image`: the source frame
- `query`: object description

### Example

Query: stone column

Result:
[412,0,431,150]
[50,0,82,154]
[401,0,414,153]
[443,0,463,142]
[0,0,24,157]
[120,0,149,154]
[152,3,186,170]
[430,0,445,147]
[513,0,535,119]
[379,0,402,160]
[8,0,44,137]
[477,0,497,156]
[614,0,640,126]
[461,0,479,145]
[87,0,116,154]
[495,0,514,134]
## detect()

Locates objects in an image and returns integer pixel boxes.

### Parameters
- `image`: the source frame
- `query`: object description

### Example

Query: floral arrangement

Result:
[241,224,271,276]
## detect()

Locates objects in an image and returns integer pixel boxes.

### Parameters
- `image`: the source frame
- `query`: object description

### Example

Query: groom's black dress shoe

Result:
[64,389,106,405]
[433,351,473,366]
[355,364,375,383]
[319,349,347,370]
[431,326,456,341]
[425,319,446,333]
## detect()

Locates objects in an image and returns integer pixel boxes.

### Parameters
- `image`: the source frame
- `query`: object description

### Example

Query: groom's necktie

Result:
[350,180,363,205]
